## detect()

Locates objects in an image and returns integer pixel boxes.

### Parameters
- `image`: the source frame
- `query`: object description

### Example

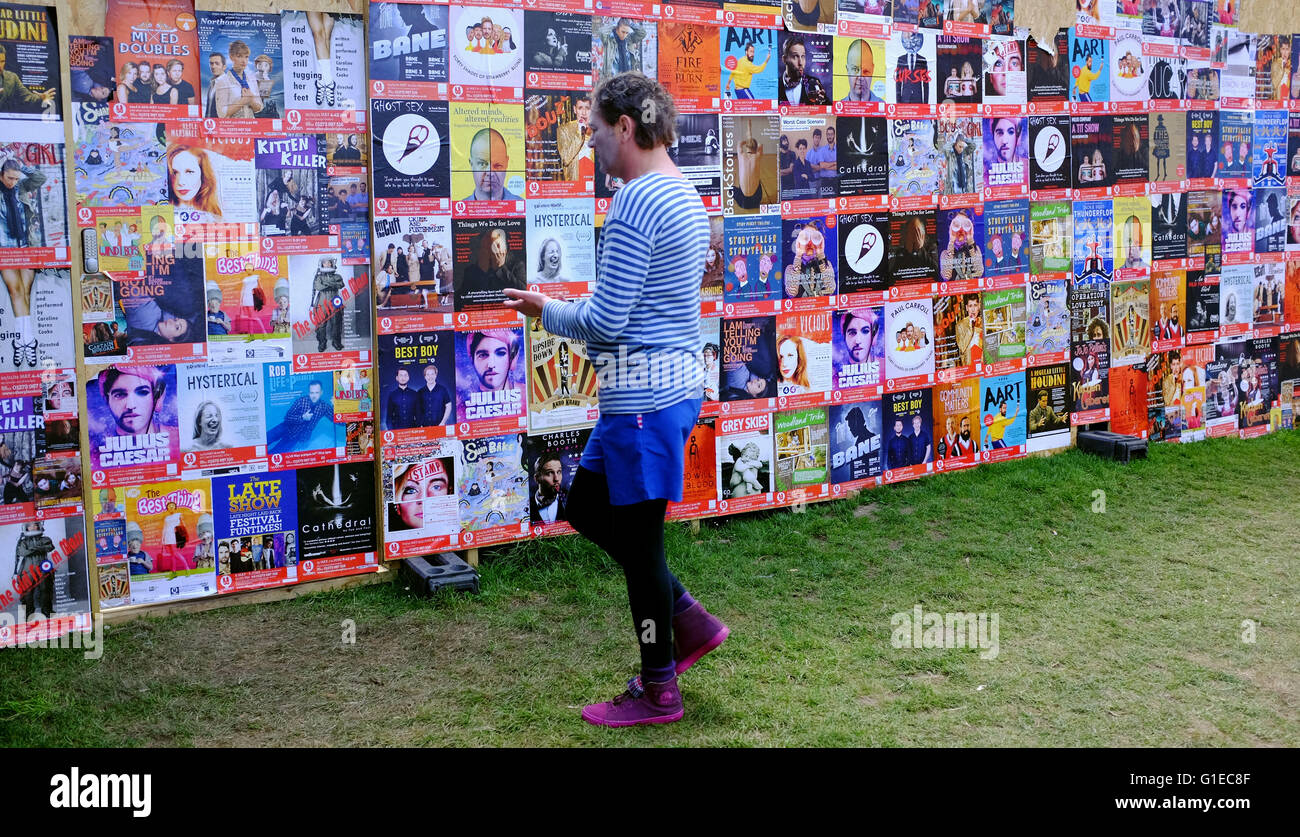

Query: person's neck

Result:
[615,145,679,182]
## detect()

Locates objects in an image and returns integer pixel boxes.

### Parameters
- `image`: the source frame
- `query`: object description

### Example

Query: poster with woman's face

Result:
[162,123,257,229]
[383,441,460,549]
[176,362,266,468]
[983,36,1025,104]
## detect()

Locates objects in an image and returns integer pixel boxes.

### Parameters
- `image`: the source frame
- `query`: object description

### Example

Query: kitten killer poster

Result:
[1071,338,1110,423]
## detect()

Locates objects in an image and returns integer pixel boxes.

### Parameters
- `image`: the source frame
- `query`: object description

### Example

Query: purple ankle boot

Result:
[581,675,684,727]
[673,601,729,675]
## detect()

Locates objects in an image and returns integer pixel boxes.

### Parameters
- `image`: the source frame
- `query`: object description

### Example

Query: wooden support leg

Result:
[465,548,479,568]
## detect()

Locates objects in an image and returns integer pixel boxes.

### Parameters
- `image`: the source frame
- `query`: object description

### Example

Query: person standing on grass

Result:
[504,72,730,728]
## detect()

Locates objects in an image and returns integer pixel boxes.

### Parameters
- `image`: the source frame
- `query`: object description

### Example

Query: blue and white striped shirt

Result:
[542,172,710,414]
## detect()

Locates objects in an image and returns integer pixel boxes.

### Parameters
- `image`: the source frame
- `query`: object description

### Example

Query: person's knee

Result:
[567,502,598,538]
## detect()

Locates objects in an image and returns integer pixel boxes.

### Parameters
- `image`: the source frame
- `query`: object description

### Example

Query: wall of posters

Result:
[10,1,1300,630]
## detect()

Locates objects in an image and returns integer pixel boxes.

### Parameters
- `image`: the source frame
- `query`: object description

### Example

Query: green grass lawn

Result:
[3,432,1298,747]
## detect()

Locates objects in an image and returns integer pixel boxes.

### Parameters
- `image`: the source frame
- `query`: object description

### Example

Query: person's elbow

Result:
[577,304,632,343]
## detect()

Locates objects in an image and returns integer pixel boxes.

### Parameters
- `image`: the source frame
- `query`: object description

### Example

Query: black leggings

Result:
[567,466,686,673]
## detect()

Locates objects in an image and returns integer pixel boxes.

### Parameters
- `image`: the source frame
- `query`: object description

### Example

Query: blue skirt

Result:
[580,398,702,505]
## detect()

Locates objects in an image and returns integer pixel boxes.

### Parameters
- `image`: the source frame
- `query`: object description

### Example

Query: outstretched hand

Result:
[503,287,551,318]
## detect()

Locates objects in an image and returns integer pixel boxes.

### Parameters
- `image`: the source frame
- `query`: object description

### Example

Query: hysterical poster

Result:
[176,362,266,471]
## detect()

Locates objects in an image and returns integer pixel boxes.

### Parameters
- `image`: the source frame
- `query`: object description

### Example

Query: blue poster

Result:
[212,471,299,574]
